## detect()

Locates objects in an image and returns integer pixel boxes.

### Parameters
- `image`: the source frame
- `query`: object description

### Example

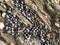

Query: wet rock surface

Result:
[0,0,60,45]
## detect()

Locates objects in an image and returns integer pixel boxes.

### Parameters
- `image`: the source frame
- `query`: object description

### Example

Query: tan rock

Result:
[0,22,4,30]
[2,13,6,18]
[46,34,51,40]
[55,22,60,28]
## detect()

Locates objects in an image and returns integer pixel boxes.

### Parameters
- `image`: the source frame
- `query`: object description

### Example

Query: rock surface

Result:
[0,0,60,45]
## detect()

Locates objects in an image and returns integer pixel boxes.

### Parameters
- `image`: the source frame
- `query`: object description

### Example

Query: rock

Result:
[0,22,4,30]
[55,22,60,28]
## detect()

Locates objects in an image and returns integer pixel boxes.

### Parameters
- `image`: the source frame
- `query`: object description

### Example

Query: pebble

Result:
[0,22,4,30]
[2,13,6,18]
